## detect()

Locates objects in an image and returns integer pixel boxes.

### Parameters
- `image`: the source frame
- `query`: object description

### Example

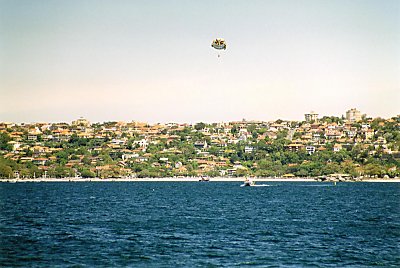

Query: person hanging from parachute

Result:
[211,38,226,57]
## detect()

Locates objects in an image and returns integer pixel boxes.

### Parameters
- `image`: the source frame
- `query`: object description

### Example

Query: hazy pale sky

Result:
[1,0,399,123]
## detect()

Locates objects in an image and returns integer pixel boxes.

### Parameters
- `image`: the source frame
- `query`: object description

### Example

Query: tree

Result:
[276,129,289,140]
[257,128,267,135]
[247,124,256,133]
[364,163,384,177]
[340,160,358,177]
[231,125,239,135]
[235,168,249,177]
[194,122,206,131]
[0,133,12,151]
[80,168,96,178]
[0,163,12,178]
[257,159,284,177]
[82,156,91,165]
[56,150,68,164]
[321,163,341,175]
[50,165,73,178]
[99,151,114,164]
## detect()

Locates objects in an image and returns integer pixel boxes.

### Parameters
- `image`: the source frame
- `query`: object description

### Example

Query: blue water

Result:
[0,182,399,267]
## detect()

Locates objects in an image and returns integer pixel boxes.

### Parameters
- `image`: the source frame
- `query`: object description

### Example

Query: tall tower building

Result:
[72,117,91,127]
[305,111,319,123]
[346,108,362,122]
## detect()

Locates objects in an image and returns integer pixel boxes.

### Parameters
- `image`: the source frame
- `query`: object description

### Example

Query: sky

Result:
[1,0,399,124]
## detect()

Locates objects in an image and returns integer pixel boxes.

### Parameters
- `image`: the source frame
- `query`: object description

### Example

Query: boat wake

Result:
[298,184,335,187]
[240,184,272,187]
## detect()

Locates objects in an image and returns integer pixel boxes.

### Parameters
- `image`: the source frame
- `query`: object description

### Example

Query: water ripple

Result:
[0,182,399,267]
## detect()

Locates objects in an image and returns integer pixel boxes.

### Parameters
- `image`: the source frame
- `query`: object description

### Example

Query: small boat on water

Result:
[199,176,210,182]
[240,177,255,187]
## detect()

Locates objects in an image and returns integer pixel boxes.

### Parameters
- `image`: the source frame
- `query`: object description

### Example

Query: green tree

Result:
[276,129,289,140]
[364,163,384,177]
[194,122,206,131]
[0,163,12,178]
[50,165,73,178]
[80,168,96,178]
[247,124,257,133]
[0,133,12,151]
[231,125,239,135]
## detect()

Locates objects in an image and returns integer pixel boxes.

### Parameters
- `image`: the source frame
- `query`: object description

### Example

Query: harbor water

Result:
[1,182,399,267]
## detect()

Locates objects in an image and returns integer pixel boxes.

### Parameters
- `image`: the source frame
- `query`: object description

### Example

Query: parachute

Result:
[211,38,226,58]
[211,38,227,50]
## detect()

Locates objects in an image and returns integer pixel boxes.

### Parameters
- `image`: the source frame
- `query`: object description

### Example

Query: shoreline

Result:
[1,177,399,183]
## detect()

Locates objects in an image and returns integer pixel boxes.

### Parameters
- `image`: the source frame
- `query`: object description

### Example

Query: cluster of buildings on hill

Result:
[295,108,386,154]
[304,108,364,123]
[0,108,399,179]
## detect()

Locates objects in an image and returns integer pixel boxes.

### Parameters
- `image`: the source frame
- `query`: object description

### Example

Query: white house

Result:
[244,146,254,153]
[306,146,316,155]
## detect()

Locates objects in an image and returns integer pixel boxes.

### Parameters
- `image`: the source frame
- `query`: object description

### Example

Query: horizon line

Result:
[2,114,399,125]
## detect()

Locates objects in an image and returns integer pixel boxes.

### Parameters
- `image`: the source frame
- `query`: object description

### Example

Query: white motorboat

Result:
[240,177,255,187]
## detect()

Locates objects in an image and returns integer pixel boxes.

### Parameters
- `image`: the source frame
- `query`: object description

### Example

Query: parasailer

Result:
[211,38,227,50]
[211,38,226,57]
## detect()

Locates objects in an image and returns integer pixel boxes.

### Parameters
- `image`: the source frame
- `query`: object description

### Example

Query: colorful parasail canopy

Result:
[211,38,227,50]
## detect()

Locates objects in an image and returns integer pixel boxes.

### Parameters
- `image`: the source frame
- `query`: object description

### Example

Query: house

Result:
[227,138,239,144]
[138,156,148,162]
[134,139,148,148]
[361,124,370,130]
[111,139,127,145]
[194,140,208,149]
[364,129,374,140]
[287,143,304,152]
[238,134,247,142]
[325,131,342,140]
[176,166,188,174]
[265,131,278,140]
[244,146,254,153]
[33,158,48,165]
[215,161,229,167]
[20,157,34,162]
[226,169,237,176]
[301,133,313,141]
[233,163,246,170]
[175,162,183,168]
[122,153,139,161]
[305,146,316,155]
[10,132,23,141]
[375,137,387,144]
[333,144,342,152]
[66,159,82,167]
[346,128,358,138]
[270,122,288,130]
[27,135,38,141]
[312,133,322,142]
[7,141,21,151]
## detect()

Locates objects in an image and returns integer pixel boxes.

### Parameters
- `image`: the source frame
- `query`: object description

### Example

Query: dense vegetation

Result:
[0,116,399,179]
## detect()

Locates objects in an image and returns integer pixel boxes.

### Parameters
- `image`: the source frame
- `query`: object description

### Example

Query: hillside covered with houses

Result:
[0,110,399,179]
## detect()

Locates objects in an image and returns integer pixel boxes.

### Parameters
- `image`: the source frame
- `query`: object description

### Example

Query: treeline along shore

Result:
[0,113,399,180]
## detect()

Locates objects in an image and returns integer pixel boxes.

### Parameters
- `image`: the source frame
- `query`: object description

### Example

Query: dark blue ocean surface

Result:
[0,182,399,267]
